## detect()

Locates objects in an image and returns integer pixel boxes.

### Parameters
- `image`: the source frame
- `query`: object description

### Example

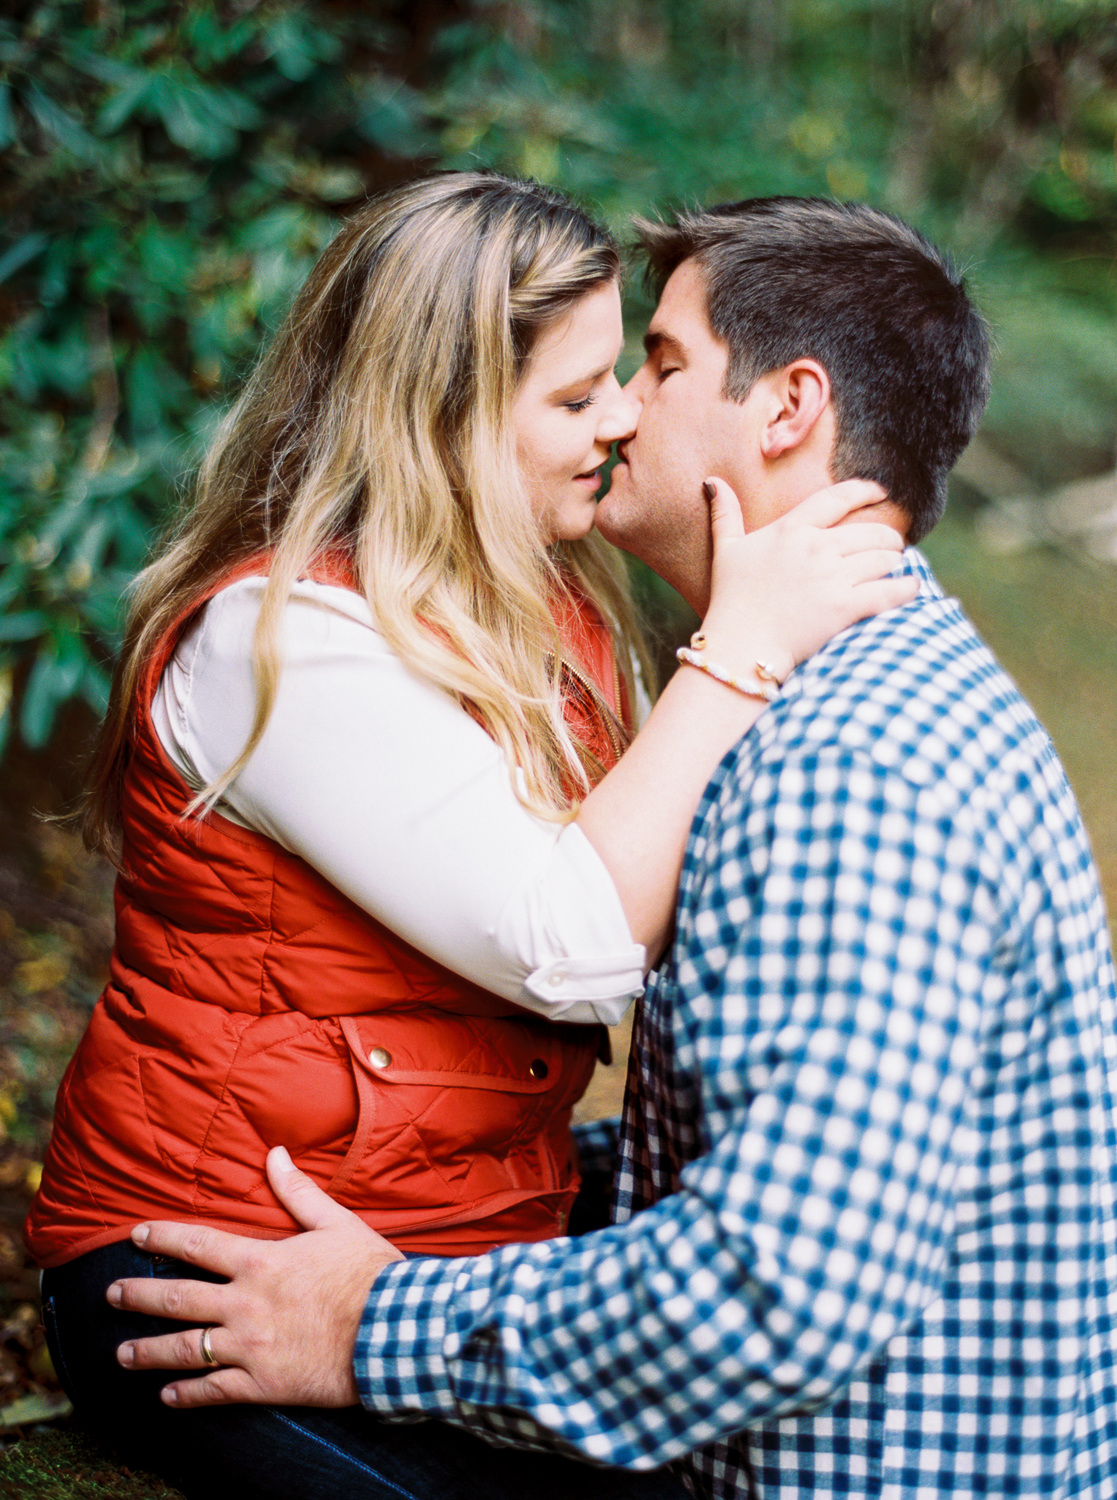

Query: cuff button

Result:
[368,1047,392,1069]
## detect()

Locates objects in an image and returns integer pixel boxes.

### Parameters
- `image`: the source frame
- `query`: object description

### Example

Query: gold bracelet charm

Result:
[675,646,781,702]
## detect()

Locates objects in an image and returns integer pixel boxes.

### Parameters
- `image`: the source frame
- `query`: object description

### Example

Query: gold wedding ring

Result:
[200,1326,219,1368]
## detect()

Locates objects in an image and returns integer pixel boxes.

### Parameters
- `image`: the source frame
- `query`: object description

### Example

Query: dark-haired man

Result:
[110,199,1117,1498]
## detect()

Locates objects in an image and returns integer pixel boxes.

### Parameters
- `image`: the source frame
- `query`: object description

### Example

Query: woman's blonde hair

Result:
[84,172,650,852]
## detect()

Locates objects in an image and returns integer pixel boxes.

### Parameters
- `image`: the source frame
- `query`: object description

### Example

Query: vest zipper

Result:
[557,655,631,764]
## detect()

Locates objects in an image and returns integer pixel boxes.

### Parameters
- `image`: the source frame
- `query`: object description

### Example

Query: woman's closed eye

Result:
[563,393,597,413]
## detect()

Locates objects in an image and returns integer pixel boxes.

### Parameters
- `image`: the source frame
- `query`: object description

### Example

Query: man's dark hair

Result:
[637,198,991,542]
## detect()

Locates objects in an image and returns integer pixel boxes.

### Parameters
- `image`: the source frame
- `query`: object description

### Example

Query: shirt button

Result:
[548,972,565,986]
[529,1058,549,1080]
[368,1047,392,1069]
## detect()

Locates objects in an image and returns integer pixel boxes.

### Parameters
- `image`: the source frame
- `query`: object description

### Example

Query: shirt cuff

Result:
[509,823,646,1024]
[355,1254,478,1420]
[521,951,645,1023]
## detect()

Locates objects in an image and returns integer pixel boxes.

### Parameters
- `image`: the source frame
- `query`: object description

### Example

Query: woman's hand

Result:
[698,477,917,687]
[107,1147,403,1409]
[575,475,916,965]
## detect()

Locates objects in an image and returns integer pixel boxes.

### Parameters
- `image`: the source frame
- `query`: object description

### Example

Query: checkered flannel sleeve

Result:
[354,740,990,1468]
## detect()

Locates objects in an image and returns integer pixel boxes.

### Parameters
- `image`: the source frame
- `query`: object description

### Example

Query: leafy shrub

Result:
[2,0,1117,758]
[0,0,434,755]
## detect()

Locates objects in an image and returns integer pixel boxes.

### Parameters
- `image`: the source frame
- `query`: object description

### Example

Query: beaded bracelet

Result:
[675,643,783,702]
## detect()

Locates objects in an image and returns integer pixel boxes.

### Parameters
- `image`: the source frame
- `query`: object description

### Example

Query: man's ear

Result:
[758,360,831,460]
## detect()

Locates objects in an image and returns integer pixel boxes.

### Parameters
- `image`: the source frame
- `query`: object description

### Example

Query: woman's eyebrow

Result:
[551,361,614,395]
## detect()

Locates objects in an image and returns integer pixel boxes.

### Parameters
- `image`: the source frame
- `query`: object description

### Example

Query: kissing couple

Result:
[30,174,1117,1499]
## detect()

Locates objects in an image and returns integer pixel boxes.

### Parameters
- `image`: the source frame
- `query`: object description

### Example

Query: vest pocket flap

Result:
[339,1013,560,1093]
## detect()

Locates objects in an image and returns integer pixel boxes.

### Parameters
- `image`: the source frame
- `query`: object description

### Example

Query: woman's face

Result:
[511,280,639,544]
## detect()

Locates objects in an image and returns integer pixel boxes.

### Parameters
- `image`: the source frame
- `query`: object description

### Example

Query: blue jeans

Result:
[42,1240,691,1500]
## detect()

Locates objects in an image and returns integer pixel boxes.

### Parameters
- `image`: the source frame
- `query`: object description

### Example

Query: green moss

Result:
[0,1422,184,1500]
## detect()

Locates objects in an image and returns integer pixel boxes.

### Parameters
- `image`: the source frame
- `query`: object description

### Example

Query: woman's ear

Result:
[758,360,831,460]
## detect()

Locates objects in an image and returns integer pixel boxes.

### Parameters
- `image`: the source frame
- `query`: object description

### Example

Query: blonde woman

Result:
[29,173,912,1499]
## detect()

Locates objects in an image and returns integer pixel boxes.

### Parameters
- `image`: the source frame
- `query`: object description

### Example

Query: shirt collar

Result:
[897,545,944,601]
[780,546,945,693]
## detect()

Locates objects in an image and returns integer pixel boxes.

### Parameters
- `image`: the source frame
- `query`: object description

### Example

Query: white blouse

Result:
[151,576,645,1026]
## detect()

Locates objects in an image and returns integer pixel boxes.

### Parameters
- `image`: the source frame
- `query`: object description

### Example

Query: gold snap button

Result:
[529,1058,549,1080]
[368,1047,392,1069]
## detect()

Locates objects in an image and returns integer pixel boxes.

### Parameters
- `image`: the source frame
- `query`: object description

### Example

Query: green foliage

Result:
[421,0,1117,474]
[0,0,431,753]
[922,508,1117,910]
[2,0,1117,756]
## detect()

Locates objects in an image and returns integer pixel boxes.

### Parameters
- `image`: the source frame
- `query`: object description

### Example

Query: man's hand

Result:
[107,1146,404,1409]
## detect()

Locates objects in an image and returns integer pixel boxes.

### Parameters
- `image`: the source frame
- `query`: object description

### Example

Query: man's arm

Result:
[353,746,991,1463]
[116,744,992,1467]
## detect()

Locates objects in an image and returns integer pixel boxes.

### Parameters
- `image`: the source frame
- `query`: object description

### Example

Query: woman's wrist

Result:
[675,641,782,702]
[686,615,796,690]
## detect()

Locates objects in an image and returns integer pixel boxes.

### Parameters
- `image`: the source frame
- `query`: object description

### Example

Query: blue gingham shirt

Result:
[356,551,1117,1497]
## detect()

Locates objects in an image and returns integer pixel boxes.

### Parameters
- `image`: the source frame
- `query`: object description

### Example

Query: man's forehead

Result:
[645,257,723,356]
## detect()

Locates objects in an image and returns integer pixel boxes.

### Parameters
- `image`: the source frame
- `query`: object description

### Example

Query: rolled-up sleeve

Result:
[153,577,644,1022]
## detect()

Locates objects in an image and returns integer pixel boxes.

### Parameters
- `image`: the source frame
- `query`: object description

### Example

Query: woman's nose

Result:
[598,377,641,443]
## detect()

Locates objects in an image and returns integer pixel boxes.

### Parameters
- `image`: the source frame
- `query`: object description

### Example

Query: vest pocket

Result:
[326,1011,592,1216]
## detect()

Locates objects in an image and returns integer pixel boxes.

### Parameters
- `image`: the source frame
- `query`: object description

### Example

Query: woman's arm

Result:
[156,577,644,1025]
[575,479,917,960]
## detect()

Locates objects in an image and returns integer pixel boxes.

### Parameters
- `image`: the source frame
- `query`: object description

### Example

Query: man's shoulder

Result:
[708,548,1057,816]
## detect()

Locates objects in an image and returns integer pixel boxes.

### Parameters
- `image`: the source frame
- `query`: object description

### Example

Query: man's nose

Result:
[621,361,652,407]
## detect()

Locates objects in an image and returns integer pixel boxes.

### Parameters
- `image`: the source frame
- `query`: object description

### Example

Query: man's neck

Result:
[834,494,910,538]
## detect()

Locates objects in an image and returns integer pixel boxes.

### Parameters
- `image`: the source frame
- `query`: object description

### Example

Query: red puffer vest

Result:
[26,562,631,1268]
